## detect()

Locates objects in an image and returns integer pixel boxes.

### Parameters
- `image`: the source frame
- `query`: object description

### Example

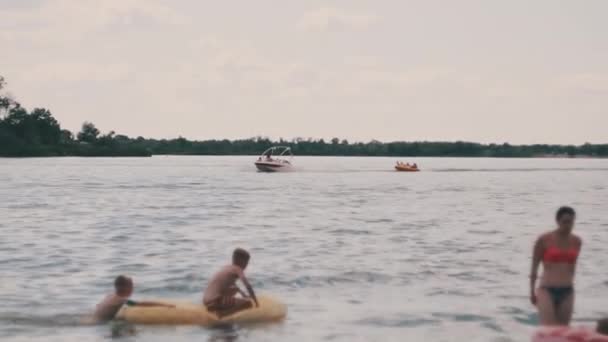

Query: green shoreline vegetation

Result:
[1,75,607,158]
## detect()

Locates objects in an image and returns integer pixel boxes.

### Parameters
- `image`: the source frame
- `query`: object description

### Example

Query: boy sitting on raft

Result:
[93,275,174,322]
[203,248,259,318]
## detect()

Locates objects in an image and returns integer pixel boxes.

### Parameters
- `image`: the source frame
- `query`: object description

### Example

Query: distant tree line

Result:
[0,76,150,157]
[1,75,607,158]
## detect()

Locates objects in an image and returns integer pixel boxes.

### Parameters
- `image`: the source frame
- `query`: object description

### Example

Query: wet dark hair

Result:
[232,248,250,264]
[114,275,133,289]
[556,206,576,220]
[598,318,608,335]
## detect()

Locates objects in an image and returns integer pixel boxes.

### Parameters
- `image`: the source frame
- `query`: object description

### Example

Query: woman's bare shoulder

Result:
[537,231,553,243]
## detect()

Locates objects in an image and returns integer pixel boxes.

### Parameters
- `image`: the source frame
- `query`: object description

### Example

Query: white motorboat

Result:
[254,146,293,172]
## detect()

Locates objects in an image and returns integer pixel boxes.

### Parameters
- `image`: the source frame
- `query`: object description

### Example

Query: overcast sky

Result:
[1,0,607,144]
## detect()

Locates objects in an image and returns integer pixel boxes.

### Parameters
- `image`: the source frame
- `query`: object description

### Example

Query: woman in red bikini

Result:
[530,206,582,326]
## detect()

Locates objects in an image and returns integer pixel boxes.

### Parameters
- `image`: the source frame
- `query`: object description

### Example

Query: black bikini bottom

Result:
[543,286,573,308]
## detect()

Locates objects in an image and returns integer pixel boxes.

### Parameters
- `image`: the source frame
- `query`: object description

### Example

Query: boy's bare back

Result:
[203,264,245,305]
[94,293,131,322]
[202,248,258,318]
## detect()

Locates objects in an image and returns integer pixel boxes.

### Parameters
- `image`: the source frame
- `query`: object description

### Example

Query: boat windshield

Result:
[259,146,293,161]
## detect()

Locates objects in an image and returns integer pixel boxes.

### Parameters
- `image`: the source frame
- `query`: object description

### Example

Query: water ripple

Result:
[1,156,606,341]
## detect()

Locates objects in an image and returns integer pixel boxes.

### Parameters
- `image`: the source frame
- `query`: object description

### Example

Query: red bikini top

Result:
[543,245,579,264]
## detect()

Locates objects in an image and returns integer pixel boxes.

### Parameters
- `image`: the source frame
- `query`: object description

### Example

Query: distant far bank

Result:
[1,75,608,158]
[3,125,608,158]
[2,105,608,159]
[2,105,608,158]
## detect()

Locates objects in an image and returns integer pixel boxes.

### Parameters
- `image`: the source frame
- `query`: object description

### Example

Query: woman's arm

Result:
[573,235,583,274]
[529,236,544,304]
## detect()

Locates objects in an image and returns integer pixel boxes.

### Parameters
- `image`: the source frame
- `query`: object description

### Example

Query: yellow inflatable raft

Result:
[116,295,286,326]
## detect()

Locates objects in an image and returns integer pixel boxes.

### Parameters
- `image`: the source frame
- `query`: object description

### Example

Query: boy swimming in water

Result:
[203,248,259,318]
[93,275,173,322]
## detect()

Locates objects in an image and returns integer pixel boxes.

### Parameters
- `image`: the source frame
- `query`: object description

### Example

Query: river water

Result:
[1,156,607,342]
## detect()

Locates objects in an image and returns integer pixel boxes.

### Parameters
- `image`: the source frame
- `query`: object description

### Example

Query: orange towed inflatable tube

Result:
[395,165,420,172]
